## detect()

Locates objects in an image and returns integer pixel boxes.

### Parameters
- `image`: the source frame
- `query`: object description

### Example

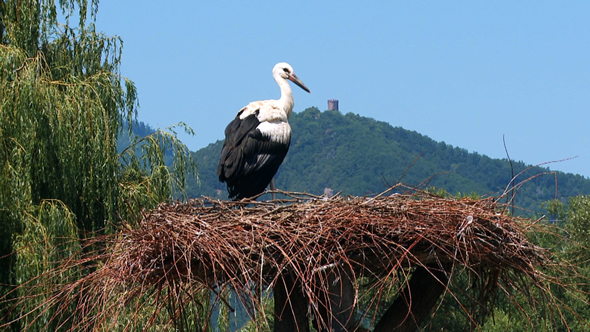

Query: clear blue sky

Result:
[95,2,590,178]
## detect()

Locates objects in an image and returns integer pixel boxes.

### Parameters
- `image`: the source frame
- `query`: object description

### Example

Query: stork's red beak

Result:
[288,74,311,93]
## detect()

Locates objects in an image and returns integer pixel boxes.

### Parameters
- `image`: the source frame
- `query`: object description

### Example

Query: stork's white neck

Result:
[276,75,294,119]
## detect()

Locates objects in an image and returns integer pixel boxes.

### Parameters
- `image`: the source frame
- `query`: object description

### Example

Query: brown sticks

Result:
[96,189,545,330]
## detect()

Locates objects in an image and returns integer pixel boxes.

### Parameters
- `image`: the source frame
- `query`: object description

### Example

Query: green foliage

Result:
[541,199,567,224]
[566,195,590,246]
[118,122,198,226]
[479,309,528,331]
[1,4,134,232]
[562,195,590,320]
[474,196,590,331]
[1,0,198,330]
[11,201,81,331]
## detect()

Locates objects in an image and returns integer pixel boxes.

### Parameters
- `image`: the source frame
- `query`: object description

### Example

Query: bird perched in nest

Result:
[217,62,310,200]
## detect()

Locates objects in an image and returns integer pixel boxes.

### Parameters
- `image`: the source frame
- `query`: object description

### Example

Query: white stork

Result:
[217,62,310,200]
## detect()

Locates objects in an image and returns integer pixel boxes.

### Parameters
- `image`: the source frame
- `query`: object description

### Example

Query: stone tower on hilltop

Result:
[328,99,339,111]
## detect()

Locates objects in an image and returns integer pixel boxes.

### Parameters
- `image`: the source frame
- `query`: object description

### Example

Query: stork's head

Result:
[273,62,311,93]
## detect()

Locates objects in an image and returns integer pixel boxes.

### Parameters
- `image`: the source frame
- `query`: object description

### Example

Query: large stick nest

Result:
[13,188,576,331]
[96,188,550,329]
[119,191,542,286]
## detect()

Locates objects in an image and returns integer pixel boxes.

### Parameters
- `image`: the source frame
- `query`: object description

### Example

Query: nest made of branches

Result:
[120,190,542,286]
[11,187,584,331]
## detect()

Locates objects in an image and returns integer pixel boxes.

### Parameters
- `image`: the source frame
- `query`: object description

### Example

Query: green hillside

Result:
[188,107,590,214]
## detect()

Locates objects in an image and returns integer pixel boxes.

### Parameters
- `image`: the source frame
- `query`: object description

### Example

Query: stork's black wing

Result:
[217,114,260,182]
[217,113,290,200]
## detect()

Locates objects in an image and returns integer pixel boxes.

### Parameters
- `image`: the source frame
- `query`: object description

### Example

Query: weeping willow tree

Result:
[0,0,197,330]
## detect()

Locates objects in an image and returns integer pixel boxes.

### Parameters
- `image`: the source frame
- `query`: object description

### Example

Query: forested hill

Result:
[187,107,590,214]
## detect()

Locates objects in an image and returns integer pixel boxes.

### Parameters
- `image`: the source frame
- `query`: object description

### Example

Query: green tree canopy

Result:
[1,1,196,329]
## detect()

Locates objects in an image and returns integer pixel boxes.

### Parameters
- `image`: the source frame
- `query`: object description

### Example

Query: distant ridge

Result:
[183,107,590,214]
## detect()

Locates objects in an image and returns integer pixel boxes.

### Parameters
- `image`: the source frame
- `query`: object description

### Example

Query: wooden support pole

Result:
[314,264,358,332]
[273,273,310,332]
[374,265,449,332]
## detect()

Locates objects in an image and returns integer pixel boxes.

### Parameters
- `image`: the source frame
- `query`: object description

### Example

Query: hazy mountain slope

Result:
[187,107,590,213]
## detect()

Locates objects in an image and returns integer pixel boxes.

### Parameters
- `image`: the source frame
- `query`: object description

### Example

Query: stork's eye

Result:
[283,68,290,73]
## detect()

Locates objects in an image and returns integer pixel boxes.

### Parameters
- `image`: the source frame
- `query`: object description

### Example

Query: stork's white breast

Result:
[257,121,291,144]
